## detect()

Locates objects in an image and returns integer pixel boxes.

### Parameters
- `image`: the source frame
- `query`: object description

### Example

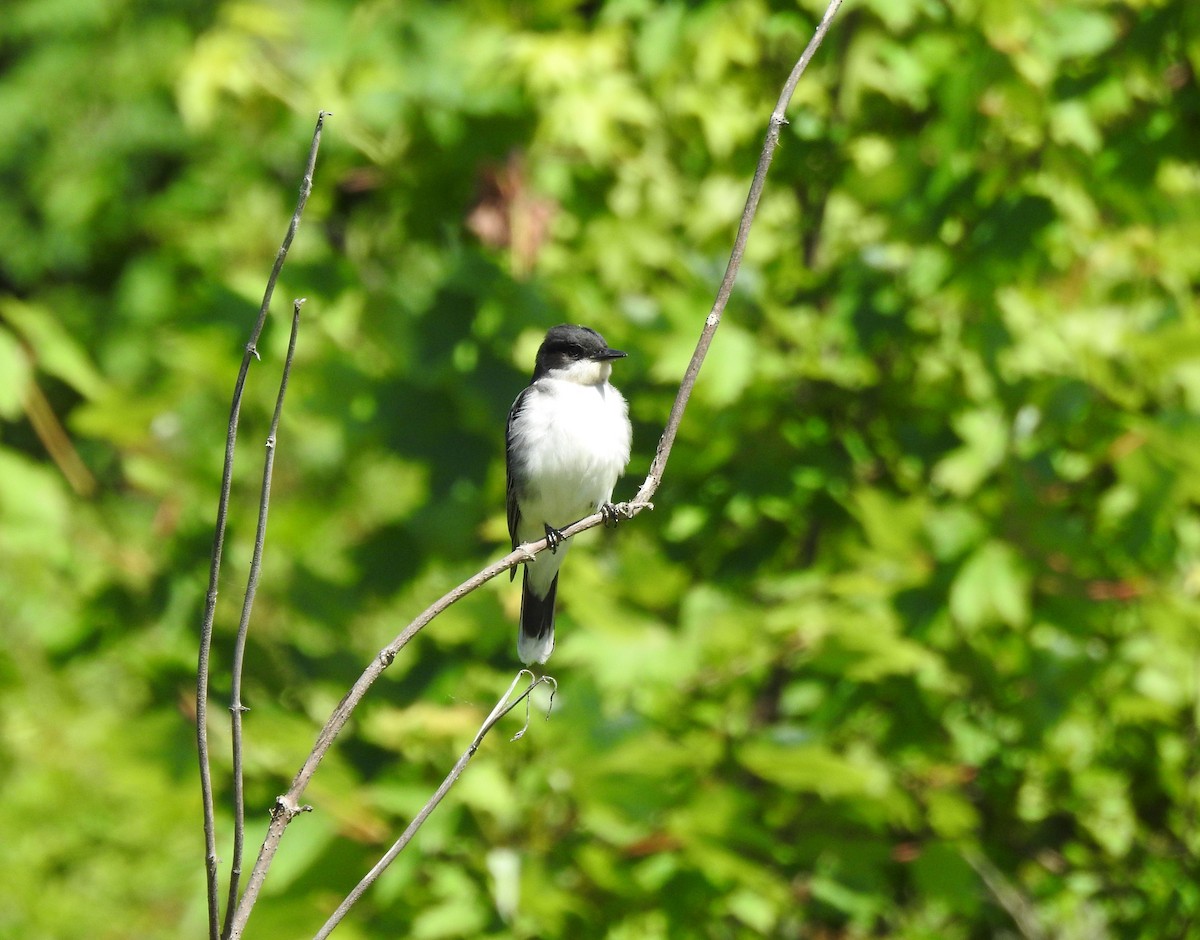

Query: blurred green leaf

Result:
[932,408,1008,497]
[949,540,1032,630]
[0,327,29,420]
[0,298,107,399]
[738,740,890,800]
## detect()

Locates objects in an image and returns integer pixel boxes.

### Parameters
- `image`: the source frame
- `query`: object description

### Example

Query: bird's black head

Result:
[532,324,626,381]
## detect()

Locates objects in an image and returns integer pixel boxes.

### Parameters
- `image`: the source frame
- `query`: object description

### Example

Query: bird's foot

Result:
[600,502,622,528]
[543,523,565,553]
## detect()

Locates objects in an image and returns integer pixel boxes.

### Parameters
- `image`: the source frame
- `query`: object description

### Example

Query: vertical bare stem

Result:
[197,111,327,940]
[221,300,305,940]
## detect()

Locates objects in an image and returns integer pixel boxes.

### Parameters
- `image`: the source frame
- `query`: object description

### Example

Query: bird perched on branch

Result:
[506,324,632,664]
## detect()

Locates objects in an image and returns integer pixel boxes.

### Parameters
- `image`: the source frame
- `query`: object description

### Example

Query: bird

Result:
[505,324,632,664]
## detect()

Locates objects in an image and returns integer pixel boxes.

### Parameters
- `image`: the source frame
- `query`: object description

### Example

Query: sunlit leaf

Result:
[949,540,1032,630]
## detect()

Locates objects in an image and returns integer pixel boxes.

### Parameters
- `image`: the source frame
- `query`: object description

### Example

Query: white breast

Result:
[510,377,631,540]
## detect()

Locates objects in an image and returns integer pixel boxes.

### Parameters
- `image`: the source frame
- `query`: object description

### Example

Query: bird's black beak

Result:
[596,347,627,361]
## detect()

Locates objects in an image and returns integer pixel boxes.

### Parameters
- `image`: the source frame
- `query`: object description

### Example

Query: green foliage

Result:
[2,0,1200,936]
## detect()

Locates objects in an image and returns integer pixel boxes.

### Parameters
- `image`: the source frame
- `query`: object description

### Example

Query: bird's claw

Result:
[600,502,621,528]
[543,523,564,553]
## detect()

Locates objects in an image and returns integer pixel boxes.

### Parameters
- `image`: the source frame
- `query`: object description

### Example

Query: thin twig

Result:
[22,375,97,497]
[962,847,1047,940]
[311,672,554,940]
[197,111,327,940]
[220,300,304,940]
[232,4,843,929]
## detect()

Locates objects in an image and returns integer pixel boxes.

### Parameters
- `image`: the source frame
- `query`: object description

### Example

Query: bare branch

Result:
[197,111,327,940]
[221,300,304,940]
[229,1,844,928]
[310,672,555,940]
[633,0,843,505]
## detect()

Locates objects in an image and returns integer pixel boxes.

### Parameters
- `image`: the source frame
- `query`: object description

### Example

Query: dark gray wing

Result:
[505,386,531,578]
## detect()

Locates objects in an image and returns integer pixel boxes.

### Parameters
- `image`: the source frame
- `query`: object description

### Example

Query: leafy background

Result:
[2,0,1199,937]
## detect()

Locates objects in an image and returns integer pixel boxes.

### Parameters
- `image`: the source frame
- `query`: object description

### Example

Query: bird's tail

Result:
[517,569,557,665]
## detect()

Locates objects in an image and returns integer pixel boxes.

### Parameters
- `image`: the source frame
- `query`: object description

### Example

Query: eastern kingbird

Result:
[506,324,633,664]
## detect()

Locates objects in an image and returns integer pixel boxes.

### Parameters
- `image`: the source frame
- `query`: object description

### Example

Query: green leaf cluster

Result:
[2,0,1199,937]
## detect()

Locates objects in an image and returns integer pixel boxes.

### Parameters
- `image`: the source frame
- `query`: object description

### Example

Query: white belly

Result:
[511,377,631,542]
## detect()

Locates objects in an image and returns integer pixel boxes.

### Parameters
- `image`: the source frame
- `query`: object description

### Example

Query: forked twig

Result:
[311,671,555,940]
[197,112,327,940]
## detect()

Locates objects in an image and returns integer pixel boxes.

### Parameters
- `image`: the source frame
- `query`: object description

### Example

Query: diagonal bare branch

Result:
[226,2,845,930]
[311,672,556,940]
[634,0,844,505]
